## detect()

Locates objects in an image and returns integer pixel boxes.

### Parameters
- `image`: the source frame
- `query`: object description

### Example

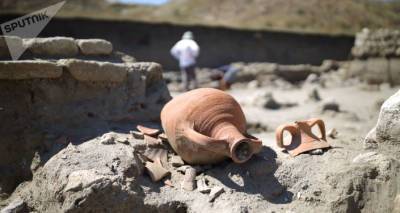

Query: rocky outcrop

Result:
[365,90,400,145]
[12,136,148,212]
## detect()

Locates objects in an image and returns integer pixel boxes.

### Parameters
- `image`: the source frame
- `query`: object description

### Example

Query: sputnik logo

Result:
[0,1,66,60]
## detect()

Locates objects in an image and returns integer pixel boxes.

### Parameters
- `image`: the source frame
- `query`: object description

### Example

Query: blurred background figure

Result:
[170,31,200,91]
[210,64,240,90]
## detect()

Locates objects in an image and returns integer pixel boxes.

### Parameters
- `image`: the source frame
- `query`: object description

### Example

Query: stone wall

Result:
[0,36,170,195]
[345,29,400,85]
[0,15,354,69]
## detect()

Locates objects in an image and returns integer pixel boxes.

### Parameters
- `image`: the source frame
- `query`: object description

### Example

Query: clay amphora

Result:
[161,88,262,165]
[275,118,330,156]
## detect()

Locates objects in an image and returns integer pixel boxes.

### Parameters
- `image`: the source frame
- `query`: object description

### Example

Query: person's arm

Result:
[170,42,180,59]
[192,41,200,58]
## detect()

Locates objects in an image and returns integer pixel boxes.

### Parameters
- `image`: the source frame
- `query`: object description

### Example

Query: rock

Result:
[24,37,79,56]
[352,152,378,163]
[308,87,321,102]
[170,155,185,167]
[304,73,319,85]
[327,128,338,139]
[59,59,127,83]
[181,167,196,191]
[319,60,340,73]
[130,130,144,139]
[275,64,314,82]
[208,186,225,202]
[375,90,400,144]
[99,132,116,145]
[363,126,378,149]
[197,178,210,193]
[393,194,400,213]
[252,91,281,109]
[176,165,191,173]
[247,80,260,89]
[321,99,340,112]
[1,197,26,213]
[364,58,389,84]
[13,138,145,212]
[309,149,324,155]
[346,60,366,79]
[0,36,24,58]
[76,39,113,55]
[0,60,62,80]
[126,62,164,88]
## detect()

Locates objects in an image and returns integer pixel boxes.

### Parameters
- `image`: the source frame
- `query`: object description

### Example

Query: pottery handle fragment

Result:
[183,125,229,154]
[275,124,298,148]
[307,118,326,140]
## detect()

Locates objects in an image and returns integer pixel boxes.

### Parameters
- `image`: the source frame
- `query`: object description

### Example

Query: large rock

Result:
[375,90,400,144]
[365,58,390,84]
[76,39,113,56]
[346,59,366,79]
[390,59,400,85]
[13,138,148,212]
[275,64,316,82]
[24,37,79,57]
[0,60,62,79]
[59,59,127,82]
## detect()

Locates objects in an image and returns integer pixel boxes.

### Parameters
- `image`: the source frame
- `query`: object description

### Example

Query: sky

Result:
[117,0,170,5]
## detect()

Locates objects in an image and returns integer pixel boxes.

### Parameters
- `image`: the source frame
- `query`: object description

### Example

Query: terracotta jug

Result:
[161,88,262,165]
[275,118,330,156]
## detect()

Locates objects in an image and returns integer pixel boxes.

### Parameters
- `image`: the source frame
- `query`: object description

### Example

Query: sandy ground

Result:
[157,70,400,212]
[2,70,399,212]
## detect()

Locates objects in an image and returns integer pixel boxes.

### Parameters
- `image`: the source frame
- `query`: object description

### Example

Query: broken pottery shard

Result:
[275,118,330,156]
[160,88,262,165]
[137,125,160,136]
[208,186,225,202]
[130,130,144,139]
[327,128,338,139]
[143,148,168,167]
[171,155,185,167]
[164,179,174,187]
[197,178,210,193]
[144,135,162,146]
[181,167,197,191]
[145,161,170,182]
[158,133,168,142]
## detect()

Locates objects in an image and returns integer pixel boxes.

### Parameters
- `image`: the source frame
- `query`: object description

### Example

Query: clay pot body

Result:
[161,88,262,165]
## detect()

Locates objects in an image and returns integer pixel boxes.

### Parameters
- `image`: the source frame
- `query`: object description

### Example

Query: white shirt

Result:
[170,39,200,68]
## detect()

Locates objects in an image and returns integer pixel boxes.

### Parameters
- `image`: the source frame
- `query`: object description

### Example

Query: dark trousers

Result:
[181,64,197,90]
